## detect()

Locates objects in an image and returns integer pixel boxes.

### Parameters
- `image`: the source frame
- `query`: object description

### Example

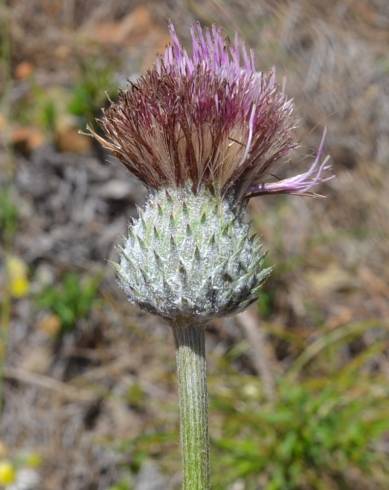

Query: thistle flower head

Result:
[92,23,334,322]
[91,22,333,200]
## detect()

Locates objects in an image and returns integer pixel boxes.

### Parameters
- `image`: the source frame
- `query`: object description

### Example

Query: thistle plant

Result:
[90,22,333,490]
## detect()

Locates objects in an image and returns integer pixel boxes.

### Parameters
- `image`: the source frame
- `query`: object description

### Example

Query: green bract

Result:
[117,186,271,322]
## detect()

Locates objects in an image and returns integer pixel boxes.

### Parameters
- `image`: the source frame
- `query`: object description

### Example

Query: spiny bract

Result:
[117,186,271,322]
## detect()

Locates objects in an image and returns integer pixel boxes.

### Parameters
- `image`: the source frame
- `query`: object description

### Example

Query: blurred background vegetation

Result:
[1,1,389,489]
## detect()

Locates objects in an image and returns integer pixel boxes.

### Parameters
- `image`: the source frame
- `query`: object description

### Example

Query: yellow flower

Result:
[5,255,29,299]
[0,461,16,485]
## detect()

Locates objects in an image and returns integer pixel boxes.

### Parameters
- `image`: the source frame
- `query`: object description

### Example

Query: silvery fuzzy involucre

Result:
[117,185,270,322]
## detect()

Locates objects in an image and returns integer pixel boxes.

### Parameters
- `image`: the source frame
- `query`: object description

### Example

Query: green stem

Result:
[172,322,210,490]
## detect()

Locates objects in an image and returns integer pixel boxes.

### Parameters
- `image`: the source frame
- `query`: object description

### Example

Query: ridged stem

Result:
[172,322,210,490]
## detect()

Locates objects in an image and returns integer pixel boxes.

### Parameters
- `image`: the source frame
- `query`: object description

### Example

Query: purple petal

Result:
[92,22,324,198]
[247,129,334,198]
